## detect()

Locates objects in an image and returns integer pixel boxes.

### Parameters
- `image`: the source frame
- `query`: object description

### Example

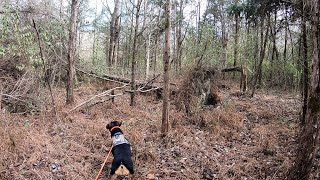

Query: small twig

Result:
[0,93,28,103]
[137,87,160,93]
[10,70,30,95]
[271,160,287,180]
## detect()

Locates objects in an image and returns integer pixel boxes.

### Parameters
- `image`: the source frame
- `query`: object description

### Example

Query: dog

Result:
[106,121,134,180]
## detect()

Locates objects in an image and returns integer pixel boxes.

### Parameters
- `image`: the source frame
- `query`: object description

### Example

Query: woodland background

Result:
[0,0,320,179]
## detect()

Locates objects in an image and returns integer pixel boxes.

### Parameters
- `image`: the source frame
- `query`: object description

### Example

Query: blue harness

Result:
[112,132,129,146]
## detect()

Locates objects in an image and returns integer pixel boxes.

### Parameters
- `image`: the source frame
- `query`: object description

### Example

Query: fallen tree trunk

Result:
[76,68,162,92]
[76,68,128,85]
[99,73,165,100]
[68,84,128,113]
[68,73,165,113]
[101,74,162,91]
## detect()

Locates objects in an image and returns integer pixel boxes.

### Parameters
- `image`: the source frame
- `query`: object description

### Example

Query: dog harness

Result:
[112,132,129,146]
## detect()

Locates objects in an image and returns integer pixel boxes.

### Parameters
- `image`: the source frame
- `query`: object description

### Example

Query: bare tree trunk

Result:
[258,21,268,85]
[252,23,259,79]
[221,2,227,80]
[124,3,135,74]
[146,32,151,81]
[282,7,288,87]
[196,0,201,44]
[66,0,78,105]
[233,0,239,78]
[153,35,158,78]
[161,0,171,136]
[108,0,120,68]
[92,0,97,65]
[251,15,269,97]
[92,28,96,65]
[114,16,121,67]
[173,0,177,73]
[288,0,320,178]
[176,0,186,73]
[301,0,309,125]
[153,9,161,78]
[269,11,278,86]
[241,20,250,92]
[145,0,151,80]
[130,0,142,106]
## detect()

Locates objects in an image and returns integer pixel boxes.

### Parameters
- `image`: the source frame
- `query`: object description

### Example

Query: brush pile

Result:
[174,66,219,116]
[0,56,40,113]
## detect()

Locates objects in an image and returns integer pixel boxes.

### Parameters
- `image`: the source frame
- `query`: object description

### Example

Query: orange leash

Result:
[95,144,113,180]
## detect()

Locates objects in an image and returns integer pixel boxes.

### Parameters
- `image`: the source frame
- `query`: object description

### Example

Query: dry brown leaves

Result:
[0,79,318,180]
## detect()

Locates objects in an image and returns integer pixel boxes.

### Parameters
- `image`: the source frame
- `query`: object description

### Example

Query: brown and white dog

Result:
[106,121,134,180]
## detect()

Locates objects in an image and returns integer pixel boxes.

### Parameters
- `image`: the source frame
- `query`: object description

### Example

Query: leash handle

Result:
[95,144,113,180]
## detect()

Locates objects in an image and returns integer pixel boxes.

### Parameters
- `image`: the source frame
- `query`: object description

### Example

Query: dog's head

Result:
[106,121,122,131]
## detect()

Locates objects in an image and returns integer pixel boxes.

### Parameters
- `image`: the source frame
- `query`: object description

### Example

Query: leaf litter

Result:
[0,80,319,180]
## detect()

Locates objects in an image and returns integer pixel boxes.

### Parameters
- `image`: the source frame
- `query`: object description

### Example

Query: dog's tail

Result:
[115,164,130,176]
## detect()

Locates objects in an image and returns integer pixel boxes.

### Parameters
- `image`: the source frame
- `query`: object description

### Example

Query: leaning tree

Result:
[288,0,320,179]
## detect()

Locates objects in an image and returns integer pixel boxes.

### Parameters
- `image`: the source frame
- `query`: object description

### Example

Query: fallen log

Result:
[76,68,162,91]
[76,68,128,85]
[76,69,165,100]
[101,74,162,91]
[68,84,128,113]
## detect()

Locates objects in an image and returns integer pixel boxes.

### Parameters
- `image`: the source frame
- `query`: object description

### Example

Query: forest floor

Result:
[0,80,319,180]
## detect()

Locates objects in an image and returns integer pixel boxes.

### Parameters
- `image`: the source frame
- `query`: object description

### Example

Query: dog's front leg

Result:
[130,174,135,180]
[110,174,117,180]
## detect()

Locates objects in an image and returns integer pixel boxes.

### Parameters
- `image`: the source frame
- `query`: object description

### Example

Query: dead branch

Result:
[77,69,163,92]
[86,92,124,109]
[76,68,128,85]
[68,84,128,113]
[9,70,31,95]
[32,19,58,120]
[0,93,29,104]
[137,87,160,93]
[102,74,132,84]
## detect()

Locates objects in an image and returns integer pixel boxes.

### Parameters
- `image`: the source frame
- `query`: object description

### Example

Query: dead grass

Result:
[0,79,316,180]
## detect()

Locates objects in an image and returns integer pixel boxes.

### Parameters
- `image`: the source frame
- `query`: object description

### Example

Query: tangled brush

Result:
[174,66,219,116]
[0,56,41,113]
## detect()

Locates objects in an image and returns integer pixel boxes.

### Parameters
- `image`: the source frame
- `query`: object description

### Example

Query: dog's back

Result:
[111,143,134,175]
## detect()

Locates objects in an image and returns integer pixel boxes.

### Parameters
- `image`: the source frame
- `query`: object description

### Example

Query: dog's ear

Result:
[106,123,111,130]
